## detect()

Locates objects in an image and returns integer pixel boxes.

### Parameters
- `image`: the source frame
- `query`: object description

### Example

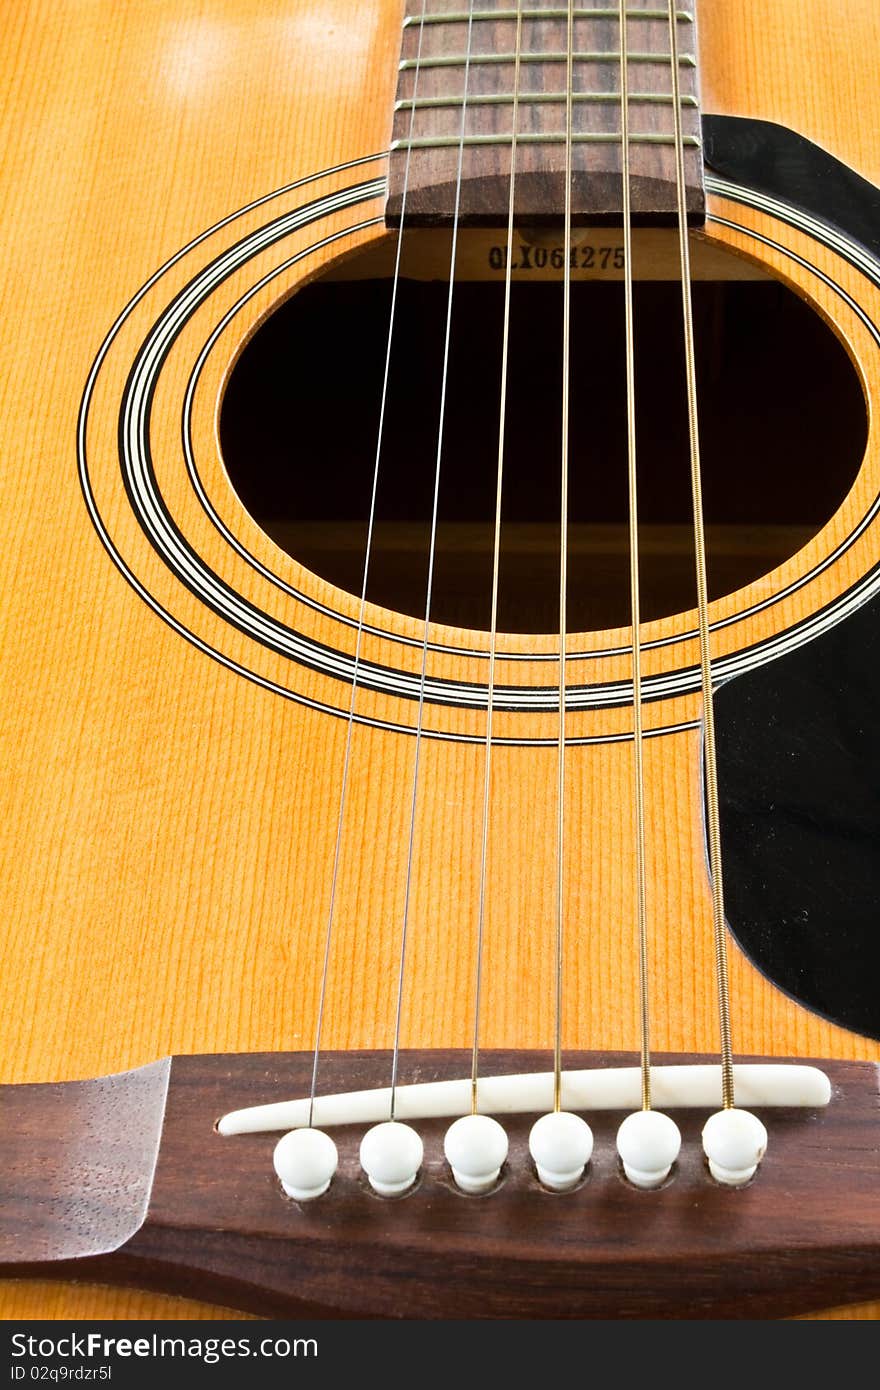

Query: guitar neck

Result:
[387,0,704,225]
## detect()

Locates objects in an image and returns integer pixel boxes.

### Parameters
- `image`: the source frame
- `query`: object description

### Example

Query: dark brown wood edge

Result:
[2,1050,879,1319]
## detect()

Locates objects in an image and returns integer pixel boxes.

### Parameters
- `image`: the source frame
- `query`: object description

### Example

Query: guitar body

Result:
[2,0,879,1318]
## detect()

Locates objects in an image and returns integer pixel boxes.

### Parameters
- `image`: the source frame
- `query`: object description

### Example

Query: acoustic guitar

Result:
[2,0,879,1321]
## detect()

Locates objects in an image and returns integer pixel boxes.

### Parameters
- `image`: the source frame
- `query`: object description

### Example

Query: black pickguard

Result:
[702,115,880,1041]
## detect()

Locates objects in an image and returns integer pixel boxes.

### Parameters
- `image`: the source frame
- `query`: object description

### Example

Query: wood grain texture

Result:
[0,1061,170,1263]
[4,1052,880,1319]
[387,0,703,224]
[1,0,879,1320]
[698,0,880,188]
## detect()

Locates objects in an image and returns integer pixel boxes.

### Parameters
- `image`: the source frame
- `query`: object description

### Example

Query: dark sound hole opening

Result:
[219,274,866,634]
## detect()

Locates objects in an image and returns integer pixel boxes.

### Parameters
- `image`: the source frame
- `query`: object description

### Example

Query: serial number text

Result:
[488,244,625,272]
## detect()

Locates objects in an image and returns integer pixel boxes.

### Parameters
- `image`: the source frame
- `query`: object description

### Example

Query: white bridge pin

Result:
[273,1127,338,1201]
[528,1111,594,1191]
[444,1113,508,1194]
[360,1120,423,1196]
[616,1109,682,1189]
[702,1108,768,1186]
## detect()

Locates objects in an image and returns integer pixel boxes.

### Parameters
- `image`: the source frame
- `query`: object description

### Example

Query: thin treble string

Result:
[666,0,735,1109]
[618,0,651,1111]
[553,0,575,1115]
[470,0,524,1117]
[307,0,429,1128]
[389,0,476,1120]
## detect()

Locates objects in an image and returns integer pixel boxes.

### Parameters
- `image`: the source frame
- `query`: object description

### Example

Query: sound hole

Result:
[220,262,866,635]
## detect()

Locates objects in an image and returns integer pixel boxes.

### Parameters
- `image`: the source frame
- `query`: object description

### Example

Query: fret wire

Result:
[404,7,694,23]
[395,91,698,109]
[393,132,701,149]
[389,3,477,1121]
[471,0,524,1119]
[666,0,736,1109]
[399,51,697,68]
[619,0,652,1114]
[307,0,431,1126]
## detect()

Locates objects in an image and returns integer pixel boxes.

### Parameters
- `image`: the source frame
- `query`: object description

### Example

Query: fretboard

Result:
[387,0,704,226]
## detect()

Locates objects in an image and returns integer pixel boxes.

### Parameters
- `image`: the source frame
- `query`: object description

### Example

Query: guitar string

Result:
[306,0,429,1128]
[470,0,524,1117]
[665,0,735,1108]
[619,0,652,1111]
[553,0,576,1114]
[389,0,476,1120]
